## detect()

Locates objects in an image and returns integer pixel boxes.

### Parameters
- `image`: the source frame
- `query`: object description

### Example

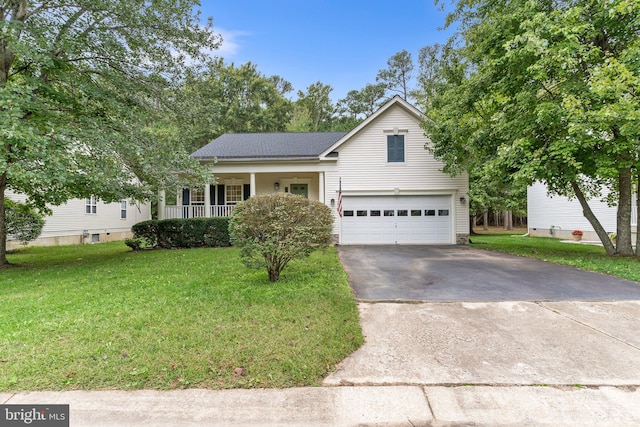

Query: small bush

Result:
[124,238,143,251]
[131,220,158,248]
[131,217,230,249]
[5,200,45,245]
[230,193,333,282]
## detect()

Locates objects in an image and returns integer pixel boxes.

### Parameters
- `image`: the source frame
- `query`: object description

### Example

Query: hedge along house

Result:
[160,96,470,245]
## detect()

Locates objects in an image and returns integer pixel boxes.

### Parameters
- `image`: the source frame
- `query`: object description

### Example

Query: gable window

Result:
[226,184,243,205]
[85,196,97,214]
[120,200,127,219]
[387,135,405,163]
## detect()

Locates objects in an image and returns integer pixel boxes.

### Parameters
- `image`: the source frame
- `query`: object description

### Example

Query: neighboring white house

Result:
[161,96,470,245]
[6,191,151,249]
[528,181,638,241]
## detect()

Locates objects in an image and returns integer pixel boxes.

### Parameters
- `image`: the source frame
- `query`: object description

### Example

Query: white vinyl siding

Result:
[325,103,469,242]
[528,182,636,233]
[6,191,151,241]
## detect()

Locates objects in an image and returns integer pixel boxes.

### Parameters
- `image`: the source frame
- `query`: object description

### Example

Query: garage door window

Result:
[343,210,354,216]
[425,210,436,216]
[411,210,421,216]
[397,210,408,216]
[438,209,449,216]
[370,210,381,216]
[384,210,394,216]
[357,210,368,216]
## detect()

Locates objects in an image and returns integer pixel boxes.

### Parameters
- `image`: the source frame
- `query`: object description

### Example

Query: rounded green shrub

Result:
[229,193,333,282]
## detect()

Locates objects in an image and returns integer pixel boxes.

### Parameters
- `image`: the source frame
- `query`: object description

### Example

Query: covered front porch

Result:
[159,171,330,220]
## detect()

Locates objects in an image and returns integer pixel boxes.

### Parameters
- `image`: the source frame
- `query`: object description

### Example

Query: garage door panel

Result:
[341,195,452,245]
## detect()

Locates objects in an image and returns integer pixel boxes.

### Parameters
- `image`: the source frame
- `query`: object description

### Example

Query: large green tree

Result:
[423,0,640,255]
[376,50,414,101]
[292,81,335,131]
[336,83,386,124]
[0,0,219,266]
[174,59,294,152]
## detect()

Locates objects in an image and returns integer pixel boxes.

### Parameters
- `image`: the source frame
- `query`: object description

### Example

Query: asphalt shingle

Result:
[191,132,347,160]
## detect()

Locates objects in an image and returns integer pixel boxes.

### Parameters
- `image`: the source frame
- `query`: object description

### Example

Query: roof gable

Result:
[319,96,425,158]
[191,132,347,161]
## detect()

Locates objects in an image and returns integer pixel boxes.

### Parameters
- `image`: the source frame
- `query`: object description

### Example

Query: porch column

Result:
[250,173,256,197]
[158,189,165,220]
[318,172,325,203]
[204,183,211,217]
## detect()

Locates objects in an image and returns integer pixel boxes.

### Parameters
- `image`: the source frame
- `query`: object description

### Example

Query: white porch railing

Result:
[164,205,235,219]
[211,205,234,217]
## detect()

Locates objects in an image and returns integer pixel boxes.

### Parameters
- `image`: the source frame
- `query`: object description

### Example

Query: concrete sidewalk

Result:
[3,301,640,426]
[3,385,640,426]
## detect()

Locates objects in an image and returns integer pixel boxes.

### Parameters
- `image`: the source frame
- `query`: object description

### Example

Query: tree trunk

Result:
[469,214,478,235]
[571,181,616,255]
[0,172,8,267]
[636,173,639,256]
[503,210,512,230]
[616,168,634,256]
[483,211,489,231]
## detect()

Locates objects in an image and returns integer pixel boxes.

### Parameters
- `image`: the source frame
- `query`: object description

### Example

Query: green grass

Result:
[470,234,640,282]
[0,243,363,391]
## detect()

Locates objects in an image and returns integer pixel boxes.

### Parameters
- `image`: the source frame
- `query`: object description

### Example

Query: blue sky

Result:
[199,0,455,102]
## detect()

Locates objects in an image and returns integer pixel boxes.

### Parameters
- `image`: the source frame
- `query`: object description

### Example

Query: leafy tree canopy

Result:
[292,81,335,132]
[376,49,414,101]
[0,0,220,265]
[422,0,640,255]
[173,59,294,152]
[4,199,44,245]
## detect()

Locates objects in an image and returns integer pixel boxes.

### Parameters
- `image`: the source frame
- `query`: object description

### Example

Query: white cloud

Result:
[214,28,250,58]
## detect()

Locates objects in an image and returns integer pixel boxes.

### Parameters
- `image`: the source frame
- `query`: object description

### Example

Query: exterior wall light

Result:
[274,182,280,191]
[459,196,466,204]
[330,198,335,206]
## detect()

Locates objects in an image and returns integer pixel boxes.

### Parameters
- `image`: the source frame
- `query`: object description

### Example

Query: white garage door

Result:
[341,195,452,244]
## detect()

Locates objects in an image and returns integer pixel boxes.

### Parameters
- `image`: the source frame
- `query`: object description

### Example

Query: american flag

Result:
[337,178,342,217]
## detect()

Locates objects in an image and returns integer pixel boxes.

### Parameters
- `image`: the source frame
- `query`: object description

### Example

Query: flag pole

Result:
[338,178,342,217]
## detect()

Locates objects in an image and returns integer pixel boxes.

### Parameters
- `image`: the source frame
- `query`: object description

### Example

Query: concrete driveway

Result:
[324,301,640,387]
[338,245,640,301]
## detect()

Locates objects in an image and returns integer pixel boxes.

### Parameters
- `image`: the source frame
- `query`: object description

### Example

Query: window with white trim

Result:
[85,196,97,214]
[191,188,205,205]
[226,184,243,205]
[120,200,127,219]
[387,135,405,163]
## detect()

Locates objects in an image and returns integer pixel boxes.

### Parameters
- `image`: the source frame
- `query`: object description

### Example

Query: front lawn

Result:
[470,234,640,282]
[0,243,363,391]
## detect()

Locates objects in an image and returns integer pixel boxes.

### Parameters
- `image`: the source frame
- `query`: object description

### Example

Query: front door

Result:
[290,184,308,198]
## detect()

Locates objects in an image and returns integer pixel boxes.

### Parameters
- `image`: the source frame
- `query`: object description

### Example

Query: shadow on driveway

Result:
[338,245,640,302]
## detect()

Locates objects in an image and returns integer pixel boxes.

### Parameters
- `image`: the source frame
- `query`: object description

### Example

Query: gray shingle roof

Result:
[191,132,347,160]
